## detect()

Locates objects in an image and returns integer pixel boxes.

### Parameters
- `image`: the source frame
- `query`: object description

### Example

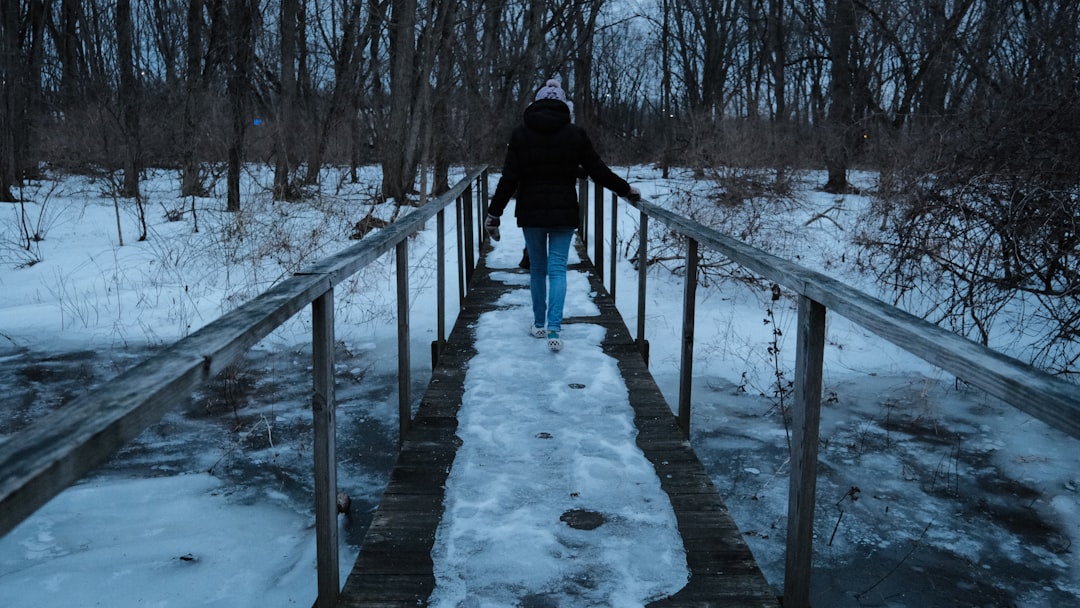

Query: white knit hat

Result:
[535,79,567,103]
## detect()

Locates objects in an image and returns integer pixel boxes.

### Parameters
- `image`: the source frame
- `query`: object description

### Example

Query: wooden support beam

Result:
[397,240,412,444]
[311,290,339,607]
[784,295,826,608]
[678,238,699,437]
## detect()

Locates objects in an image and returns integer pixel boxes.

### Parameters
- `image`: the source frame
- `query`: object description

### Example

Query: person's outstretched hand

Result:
[624,187,642,202]
[484,214,501,241]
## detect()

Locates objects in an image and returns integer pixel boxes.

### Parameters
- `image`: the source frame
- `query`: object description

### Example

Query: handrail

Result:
[575,181,1080,608]
[625,197,1080,438]
[0,166,490,607]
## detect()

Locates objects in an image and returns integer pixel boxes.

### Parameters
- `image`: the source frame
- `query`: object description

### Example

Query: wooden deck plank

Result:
[338,243,778,607]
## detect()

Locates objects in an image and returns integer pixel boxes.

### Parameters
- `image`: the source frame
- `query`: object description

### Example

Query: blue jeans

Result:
[522,227,575,333]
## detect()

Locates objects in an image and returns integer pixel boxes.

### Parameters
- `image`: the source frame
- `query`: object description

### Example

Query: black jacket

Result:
[488,99,631,228]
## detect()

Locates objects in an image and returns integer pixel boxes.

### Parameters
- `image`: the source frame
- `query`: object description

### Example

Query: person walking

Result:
[484,78,640,352]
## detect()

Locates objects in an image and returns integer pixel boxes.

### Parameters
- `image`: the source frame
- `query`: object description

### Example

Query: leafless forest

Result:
[1,0,1077,373]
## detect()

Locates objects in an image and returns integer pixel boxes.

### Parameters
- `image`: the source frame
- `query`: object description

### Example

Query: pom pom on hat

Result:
[535,79,567,103]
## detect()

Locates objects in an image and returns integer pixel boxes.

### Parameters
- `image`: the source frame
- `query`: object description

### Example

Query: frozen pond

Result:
[3,330,1078,607]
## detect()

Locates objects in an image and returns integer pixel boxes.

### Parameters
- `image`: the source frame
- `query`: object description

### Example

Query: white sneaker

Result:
[547,331,563,352]
[529,324,547,339]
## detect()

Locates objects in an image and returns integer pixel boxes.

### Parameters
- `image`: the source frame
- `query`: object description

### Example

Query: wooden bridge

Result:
[335,236,777,606]
[2,167,1078,607]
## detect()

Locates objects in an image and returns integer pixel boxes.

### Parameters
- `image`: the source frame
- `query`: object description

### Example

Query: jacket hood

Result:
[523,99,571,133]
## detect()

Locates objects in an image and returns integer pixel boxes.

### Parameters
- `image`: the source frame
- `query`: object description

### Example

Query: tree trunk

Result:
[307,0,369,186]
[0,1,20,201]
[519,0,544,105]
[768,0,787,181]
[226,0,256,212]
[481,0,502,97]
[660,0,671,178]
[699,0,731,115]
[274,0,299,201]
[181,0,205,197]
[0,0,48,201]
[571,2,601,133]
[380,0,418,203]
[381,0,457,204]
[768,0,786,122]
[408,1,453,195]
[57,0,83,108]
[824,0,855,193]
[431,0,457,195]
[117,0,141,199]
[349,0,384,184]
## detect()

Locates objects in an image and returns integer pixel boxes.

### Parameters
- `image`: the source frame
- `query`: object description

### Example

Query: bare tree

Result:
[379,0,453,204]
[570,0,603,133]
[0,0,21,202]
[0,0,48,202]
[860,0,1080,374]
[429,0,459,194]
[660,0,672,177]
[273,0,301,201]
[379,0,417,202]
[767,0,786,122]
[180,0,206,197]
[225,0,257,212]
[304,0,375,186]
[117,0,141,199]
[822,0,855,193]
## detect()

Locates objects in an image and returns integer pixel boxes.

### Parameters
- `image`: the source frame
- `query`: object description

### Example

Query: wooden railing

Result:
[0,167,490,608]
[576,182,1080,608]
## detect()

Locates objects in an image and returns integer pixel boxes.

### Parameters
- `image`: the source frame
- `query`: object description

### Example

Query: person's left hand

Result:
[484,214,501,241]
[624,187,641,202]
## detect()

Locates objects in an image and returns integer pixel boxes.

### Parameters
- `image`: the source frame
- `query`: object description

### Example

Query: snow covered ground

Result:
[0,166,1077,606]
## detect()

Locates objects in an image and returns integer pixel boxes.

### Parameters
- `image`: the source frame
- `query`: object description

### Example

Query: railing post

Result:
[784,295,827,608]
[433,208,446,367]
[636,211,650,366]
[609,191,618,299]
[677,238,698,437]
[396,240,411,445]
[311,289,339,607]
[594,181,604,282]
[456,196,466,302]
[473,182,483,249]
[462,186,475,285]
[479,170,489,218]
[578,177,589,243]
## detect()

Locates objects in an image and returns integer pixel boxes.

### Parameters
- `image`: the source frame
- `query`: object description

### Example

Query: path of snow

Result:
[429,226,690,605]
